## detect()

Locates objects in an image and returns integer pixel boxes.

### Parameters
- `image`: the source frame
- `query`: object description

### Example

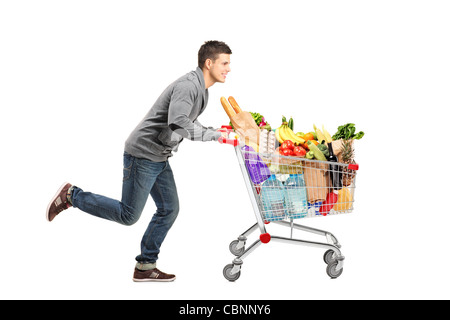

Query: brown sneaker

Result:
[132,268,176,282]
[46,182,72,222]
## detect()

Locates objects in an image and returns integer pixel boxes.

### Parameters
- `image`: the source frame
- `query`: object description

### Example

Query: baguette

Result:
[220,96,236,119]
[228,96,242,113]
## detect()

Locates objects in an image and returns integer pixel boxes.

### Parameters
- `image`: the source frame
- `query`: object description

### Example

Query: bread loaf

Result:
[220,96,236,119]
[228,96,242,114]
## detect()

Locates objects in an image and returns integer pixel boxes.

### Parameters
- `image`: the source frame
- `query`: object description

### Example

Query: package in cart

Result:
[302,161,330,205]
[221,96,260,151]
[284,173,308,219]
[260,175,286,221]
[241,145,271,184]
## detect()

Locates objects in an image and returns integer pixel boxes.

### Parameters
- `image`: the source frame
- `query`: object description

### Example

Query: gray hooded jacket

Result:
[124,67,221,162]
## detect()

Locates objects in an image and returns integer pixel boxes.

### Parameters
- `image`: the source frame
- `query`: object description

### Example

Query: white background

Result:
[1,0,449,300]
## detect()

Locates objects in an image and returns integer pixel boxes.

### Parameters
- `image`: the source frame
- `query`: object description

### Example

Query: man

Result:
[46,40,232,282]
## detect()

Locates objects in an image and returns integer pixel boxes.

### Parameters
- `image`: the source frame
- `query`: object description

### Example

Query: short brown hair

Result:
[198,40,232,69]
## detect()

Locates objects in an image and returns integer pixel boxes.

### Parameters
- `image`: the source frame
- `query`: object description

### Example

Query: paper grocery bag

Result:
[230,111,260,150]
[302,161,330,203]
[331,139,354,163]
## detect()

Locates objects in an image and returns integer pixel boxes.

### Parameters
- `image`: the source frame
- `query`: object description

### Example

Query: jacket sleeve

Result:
[167,81,221,141]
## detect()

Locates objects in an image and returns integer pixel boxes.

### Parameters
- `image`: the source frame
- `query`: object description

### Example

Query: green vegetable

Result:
[317,143,329,158]
[306,151,315,159]
[354,131,364,139]
[332,123,364,140]
[288,117,294,131]
[250,112,264,126]
[307,141,327,161]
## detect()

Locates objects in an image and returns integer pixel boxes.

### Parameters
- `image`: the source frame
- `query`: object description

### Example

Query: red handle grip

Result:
[218,136,239,146]
[218,126,233,135]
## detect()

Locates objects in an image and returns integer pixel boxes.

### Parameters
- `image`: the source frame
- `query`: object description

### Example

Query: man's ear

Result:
[204,58,212,70]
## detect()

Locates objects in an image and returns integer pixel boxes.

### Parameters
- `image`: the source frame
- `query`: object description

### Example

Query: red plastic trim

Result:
[348,163,359,171]
[221,125,232,129]
[260,233,271,244]
[218,137,239,146]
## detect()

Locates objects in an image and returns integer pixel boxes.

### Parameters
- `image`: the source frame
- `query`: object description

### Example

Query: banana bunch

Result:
[313,124,333,143]
[275,117,305,145]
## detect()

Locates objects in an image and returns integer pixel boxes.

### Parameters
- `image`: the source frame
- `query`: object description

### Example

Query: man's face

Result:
[209,53,231,83]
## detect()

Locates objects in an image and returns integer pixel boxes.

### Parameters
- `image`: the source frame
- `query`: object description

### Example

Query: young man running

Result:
[46,40,232,282]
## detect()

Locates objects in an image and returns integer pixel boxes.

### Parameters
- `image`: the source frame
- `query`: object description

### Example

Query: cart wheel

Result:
[323,249,336,265]
[223,264,241,282]
[229,240,245,256]
[326,261,343,279]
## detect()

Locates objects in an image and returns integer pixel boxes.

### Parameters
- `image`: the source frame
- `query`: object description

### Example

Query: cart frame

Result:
[220,137,358,280]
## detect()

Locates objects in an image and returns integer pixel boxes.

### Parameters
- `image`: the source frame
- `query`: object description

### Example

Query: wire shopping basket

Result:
[219,136,359,280]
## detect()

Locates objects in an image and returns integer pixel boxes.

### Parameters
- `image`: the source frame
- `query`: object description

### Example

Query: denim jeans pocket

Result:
[123,152,134,181]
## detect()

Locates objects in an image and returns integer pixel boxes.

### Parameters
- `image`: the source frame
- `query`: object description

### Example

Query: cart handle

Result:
[217,125,233,134]
[348,163,359,170]
[218,136,239,146]
[217,125,239,146]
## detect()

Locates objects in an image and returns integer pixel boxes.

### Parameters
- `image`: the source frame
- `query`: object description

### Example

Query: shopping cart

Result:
[218,136,359,280]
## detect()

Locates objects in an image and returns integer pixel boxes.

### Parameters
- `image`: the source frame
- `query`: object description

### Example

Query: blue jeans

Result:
[71,152,179,265]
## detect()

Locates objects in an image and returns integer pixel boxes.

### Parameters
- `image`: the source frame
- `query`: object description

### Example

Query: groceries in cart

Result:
[220,96,362,220]
[284,173,308,219]
[260,175,286,221]
[241,145,271,184]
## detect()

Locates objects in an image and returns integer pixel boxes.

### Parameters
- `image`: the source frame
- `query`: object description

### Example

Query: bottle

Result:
[260,175,286,221]
[327,142,343,191]
[284,174,308,219]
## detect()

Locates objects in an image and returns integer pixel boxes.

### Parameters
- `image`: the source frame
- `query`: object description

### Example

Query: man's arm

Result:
[167,81,221,142]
